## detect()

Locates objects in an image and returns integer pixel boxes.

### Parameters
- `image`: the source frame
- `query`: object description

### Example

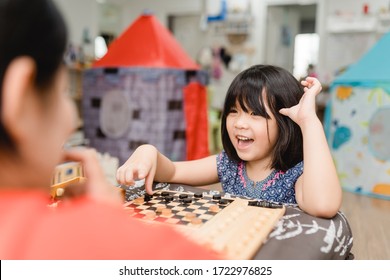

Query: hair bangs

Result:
[223,75,269,119]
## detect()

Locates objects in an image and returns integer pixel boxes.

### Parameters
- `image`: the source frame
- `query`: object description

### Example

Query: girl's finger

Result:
[135,162,151,179]
[116,164,130,183]
[124,167,136,185]
[301,80,309,86]
[144,173,154,195]
[305,76,318,83]
[116,166,125,184]
[279,108,290,117]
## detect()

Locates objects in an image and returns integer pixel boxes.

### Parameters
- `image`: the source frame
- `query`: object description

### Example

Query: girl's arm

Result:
[116,144,219,194]
[295,116,342,218]
[279,77,342,218]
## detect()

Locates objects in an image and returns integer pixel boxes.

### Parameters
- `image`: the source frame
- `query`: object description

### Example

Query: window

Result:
[293,33,319,79]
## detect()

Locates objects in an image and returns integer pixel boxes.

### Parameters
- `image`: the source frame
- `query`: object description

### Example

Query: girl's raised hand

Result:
[279,76,322,127]
[116,145,158,195]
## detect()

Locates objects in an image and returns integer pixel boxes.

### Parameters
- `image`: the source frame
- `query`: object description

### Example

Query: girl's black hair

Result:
[0,0,67,150]
[221,64,304,171]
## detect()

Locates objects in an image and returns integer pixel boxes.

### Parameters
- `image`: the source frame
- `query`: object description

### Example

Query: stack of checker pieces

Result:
[123,190,285,259]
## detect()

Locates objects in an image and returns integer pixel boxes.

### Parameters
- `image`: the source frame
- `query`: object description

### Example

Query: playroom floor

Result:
[340,191,390,260]
[202,183,390,260]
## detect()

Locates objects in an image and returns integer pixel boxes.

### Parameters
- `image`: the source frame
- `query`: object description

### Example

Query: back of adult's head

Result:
[0,0,67,151]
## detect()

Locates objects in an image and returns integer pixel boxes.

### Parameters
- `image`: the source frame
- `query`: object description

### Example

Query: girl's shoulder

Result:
[280,161,303,179]
[216,150,244,176]
[290,161,303,170]
[217,150,241,167]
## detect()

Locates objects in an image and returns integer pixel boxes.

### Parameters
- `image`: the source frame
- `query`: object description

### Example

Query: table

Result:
[124,182,354,260]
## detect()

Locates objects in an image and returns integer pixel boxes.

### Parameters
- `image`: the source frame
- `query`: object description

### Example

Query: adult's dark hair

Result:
[221,64,304,171]
[0,0,67,151]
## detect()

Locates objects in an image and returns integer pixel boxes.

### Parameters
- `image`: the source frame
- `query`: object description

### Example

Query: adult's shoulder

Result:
[26,198,220,259]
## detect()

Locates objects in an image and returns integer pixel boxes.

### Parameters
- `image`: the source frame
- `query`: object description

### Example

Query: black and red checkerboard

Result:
[123,190,233,227]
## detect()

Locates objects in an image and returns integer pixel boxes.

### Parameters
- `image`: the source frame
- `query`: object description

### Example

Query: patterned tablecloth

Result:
[123,182,354,260]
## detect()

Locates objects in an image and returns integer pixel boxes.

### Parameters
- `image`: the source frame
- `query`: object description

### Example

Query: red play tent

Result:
[94,14,199,70]
[85,14,209,161]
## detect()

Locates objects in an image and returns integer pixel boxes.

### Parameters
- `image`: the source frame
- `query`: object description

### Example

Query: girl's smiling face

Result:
[221,65,305,171]
[226,96,279,165]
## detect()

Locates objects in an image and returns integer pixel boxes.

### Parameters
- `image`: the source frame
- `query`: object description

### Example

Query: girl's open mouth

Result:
[236,135,254,149]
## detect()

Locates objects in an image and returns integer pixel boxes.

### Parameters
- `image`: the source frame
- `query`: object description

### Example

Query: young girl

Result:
[117,65,342,218]
[0,0,219,259]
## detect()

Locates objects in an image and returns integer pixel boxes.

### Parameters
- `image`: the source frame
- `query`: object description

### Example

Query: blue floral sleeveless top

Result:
[216,150,303,204]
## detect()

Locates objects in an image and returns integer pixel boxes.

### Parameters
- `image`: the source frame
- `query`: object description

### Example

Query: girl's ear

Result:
[1,57,38,145]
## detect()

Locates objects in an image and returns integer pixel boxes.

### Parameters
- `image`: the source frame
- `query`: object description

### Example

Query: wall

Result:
[99,3,122,35]
[264,5,301,72]
[52,0,390,84]
[327,0,389,15]
[51,0,273,70]
[264,0,390,83]
[321,0,390,83]
[118,0,203,28]
[53,0,99,59]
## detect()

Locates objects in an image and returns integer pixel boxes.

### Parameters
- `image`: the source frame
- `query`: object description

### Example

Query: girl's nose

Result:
[234,114,249,129]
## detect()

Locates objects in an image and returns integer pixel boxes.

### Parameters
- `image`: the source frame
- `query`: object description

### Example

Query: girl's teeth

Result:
[238,136,250,141]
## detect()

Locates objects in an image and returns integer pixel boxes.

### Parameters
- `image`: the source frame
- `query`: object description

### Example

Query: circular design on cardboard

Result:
[99,90,131,138]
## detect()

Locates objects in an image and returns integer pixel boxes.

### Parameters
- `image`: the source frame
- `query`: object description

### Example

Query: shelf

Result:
[211,13,253,36]
[327,15,377,33]
[327,14,390,34]
[377,13,390,34]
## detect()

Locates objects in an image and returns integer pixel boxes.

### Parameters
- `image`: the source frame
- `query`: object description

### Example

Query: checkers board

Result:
[123,190,285,259]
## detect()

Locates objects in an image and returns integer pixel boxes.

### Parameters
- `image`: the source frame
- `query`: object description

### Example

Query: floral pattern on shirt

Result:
[216,150,303,204]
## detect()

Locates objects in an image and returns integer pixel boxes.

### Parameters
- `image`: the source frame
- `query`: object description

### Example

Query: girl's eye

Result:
[229,108,238,114]
[250,111,260,116]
